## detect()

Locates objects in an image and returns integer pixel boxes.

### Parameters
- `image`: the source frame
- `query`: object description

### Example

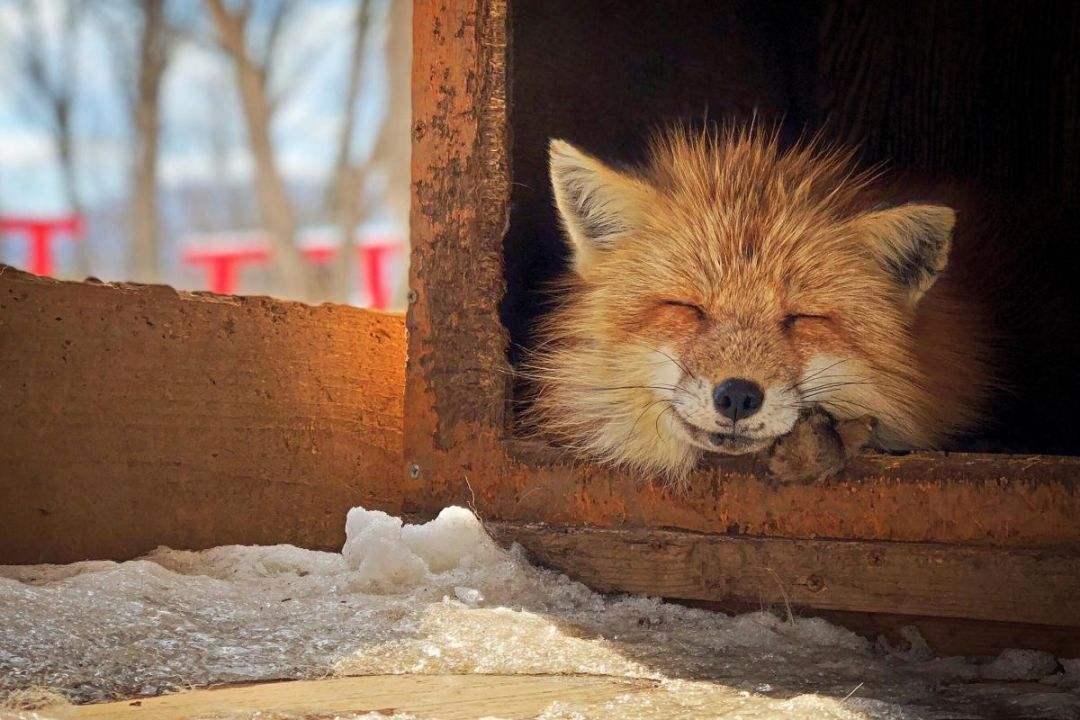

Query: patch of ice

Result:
[340,506,503,589]
[878,625,934,662]
[980,648,1060,681]
[342,507,430,587]
[399,506,501,573]
[1,504,1078,720]
[1064,659,1080,689]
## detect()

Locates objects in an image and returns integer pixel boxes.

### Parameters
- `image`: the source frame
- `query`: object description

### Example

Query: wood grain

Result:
[491,521,1080,631]
[0,267,405,564]
[67,675,658,720]
[407,0,512,453]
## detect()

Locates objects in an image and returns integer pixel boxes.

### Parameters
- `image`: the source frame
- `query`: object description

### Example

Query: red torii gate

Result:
[0,215,83,277]
[181,230,402,309]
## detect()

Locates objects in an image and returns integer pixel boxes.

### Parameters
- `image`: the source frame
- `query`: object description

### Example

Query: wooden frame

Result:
[405,0,1080,655]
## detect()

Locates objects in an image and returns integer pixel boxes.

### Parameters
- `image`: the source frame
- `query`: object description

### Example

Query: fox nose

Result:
[713,378,764,422]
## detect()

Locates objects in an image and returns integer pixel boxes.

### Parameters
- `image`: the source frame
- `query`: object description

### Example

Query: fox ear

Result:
[857,204,955,305]
[549,139,647,273]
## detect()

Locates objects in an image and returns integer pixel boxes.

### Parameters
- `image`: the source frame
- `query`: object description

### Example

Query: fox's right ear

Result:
[549,139,648,273]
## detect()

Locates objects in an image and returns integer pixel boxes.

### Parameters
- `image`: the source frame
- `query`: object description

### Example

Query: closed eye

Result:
[660,299,707,321]
[782,313,831,330]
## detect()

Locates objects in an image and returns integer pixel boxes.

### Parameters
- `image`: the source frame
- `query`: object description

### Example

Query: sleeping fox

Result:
[522,126,998,482]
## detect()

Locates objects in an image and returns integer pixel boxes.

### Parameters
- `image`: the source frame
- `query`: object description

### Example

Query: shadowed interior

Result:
[500,0,1080,455]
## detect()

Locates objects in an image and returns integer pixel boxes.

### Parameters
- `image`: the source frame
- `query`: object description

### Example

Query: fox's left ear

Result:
[856,204,955,305]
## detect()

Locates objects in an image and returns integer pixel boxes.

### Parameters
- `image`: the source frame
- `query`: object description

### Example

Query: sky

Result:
[0,0,391,216]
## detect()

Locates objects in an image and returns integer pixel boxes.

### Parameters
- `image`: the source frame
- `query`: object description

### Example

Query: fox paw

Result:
[765,410,876,484]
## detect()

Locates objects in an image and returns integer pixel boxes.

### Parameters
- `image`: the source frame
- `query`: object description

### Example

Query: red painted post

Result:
[181,242,269,294]
[301,245,336,265]
[358,240,399,310]
[0,215,83,277]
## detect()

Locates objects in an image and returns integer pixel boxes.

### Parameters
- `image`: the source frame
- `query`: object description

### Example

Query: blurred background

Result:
[0,0,410,309]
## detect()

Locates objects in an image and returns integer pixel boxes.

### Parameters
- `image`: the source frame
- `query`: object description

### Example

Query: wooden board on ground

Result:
[65,674,658,720]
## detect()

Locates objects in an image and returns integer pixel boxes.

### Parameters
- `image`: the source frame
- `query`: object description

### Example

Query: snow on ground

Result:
[1,506,1078,720]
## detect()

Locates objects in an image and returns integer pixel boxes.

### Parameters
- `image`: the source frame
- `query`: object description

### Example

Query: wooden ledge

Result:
[400,426,1080,548]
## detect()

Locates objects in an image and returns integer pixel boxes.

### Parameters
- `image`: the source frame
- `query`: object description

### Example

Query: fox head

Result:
[524,127,969,481]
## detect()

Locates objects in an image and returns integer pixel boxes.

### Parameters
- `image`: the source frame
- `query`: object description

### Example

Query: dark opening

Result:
[500,0,1080,455]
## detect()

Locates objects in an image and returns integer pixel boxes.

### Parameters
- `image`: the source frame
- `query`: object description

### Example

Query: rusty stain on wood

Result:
[407,0,511,452]
[402,428,1080,547]
[404,0,1080,548]
[0,267,405,564]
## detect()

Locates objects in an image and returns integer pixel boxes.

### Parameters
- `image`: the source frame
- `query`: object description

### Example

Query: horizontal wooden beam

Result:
[490,522,1080,632]
[401,433,1080,548]
[0,267,405,564]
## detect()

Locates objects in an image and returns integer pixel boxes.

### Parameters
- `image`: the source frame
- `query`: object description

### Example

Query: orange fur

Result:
[521,126,996,482]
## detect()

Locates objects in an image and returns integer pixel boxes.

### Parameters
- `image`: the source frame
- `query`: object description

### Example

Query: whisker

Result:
[795,374,870,389]
[586,384,686,393]
[628,341,697,380]
[794,358,852,387]
[654,404,678,443]
[799,381,872,397]
[631,398,676,435]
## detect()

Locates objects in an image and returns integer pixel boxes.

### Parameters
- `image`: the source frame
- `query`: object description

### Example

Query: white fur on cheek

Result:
[649,345,684,394]
[799,353,880,422]
[650,346,701,444]
[671,376,717,431]
[575,343,701,482]
[751,383,800,438]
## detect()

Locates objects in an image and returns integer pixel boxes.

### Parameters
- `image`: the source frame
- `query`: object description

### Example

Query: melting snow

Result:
[1,506,1077,719]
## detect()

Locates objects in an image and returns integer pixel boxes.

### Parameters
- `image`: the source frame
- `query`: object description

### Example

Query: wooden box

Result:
[403,0,1080,655]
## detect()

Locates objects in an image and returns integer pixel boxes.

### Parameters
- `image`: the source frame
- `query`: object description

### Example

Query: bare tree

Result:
[377,0,412,310]
[128,0,169,283]
[204,0,312,299]
[10,0,91,277]
[326,0,411,308]
[327,0,373,303]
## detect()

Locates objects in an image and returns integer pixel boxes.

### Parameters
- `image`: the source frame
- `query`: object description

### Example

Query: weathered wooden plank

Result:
[490,522,1080,631]
[406,0,512,454]
[402,434,1080,548]
[68,674,657,720]
[0,267,405,564]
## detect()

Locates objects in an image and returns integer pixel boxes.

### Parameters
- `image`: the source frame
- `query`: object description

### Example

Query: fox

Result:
[521,125,998,482]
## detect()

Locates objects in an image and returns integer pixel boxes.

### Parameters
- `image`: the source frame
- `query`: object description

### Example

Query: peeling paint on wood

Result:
[407,0,511,452]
